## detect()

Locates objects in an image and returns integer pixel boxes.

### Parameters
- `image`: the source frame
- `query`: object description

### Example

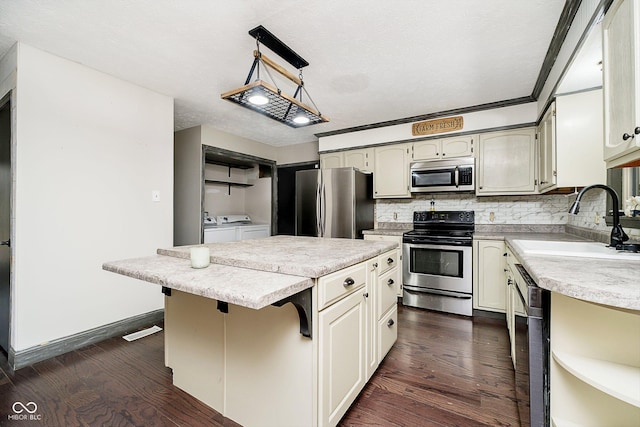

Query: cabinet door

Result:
[477,128,537,195]
[473,240,506,312]
[373,144,411,198]
[537,103,556,193]
[364,235,403,296]
[412,140,441,160]
[441,135,475,158]
[603,0,640,167]
[320,152,344,169]
[319,289,366,427]
[344,148,374,173]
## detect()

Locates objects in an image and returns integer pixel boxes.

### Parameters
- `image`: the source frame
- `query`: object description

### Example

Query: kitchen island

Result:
[103,236,400,427]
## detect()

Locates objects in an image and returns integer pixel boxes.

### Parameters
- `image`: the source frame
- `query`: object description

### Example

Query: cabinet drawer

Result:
[377,267,399,318]
[377,250,398,275]
[318,262,367,311]
[378,306,398,361]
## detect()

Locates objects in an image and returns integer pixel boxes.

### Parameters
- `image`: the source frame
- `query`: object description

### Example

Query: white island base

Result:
[165,290,316,427]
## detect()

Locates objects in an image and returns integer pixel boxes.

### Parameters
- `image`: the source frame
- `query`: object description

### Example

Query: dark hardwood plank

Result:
[0,306,517,426]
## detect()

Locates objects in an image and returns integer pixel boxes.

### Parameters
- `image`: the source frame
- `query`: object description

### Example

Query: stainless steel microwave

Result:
[410,157,475,193]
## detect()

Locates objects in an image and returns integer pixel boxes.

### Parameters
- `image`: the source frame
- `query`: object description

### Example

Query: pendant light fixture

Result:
[220,26,329,127]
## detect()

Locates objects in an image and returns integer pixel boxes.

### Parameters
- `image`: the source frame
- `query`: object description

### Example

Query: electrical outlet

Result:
[393,212,398,220]
[594,213,599,224]
[152,190,161,202]
[489,212,495,222]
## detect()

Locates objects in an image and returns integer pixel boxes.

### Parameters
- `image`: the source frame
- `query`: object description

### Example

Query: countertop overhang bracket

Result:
[272,288,312,338]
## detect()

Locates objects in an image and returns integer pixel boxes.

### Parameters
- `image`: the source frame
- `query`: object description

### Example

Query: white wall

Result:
[318,102,538,152]
[277,141,319,165]
[12,44,173,351]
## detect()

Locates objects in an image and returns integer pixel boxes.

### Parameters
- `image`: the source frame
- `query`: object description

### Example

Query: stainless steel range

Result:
[402,210,474,316]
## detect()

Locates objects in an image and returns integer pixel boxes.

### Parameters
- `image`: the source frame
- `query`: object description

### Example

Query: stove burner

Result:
[403,210,475,246]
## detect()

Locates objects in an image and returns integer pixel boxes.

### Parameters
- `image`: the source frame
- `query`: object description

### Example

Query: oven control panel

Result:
[413,210,474,224]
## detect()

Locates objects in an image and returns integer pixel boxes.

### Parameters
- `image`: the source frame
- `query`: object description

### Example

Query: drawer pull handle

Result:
[387,279,394,286]
[343,277,355,287]
[387,258,394,265]
[387,319,395,327]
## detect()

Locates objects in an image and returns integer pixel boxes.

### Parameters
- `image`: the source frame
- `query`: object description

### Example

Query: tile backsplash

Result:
[375,192,640,240]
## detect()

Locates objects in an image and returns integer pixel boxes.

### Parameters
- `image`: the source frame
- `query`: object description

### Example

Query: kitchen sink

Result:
[510,239,640,260]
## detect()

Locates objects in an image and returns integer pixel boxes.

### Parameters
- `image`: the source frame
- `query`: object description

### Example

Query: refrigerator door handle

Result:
[316,171,323,237]
[321,180,327,237]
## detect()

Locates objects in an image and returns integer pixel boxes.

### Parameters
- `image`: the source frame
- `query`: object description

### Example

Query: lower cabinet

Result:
[472,239,506,312]
[364,234,403,297]
[319,287,367,426]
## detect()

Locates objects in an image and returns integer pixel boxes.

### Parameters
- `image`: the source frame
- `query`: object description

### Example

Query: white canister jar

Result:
[190,246,210,268]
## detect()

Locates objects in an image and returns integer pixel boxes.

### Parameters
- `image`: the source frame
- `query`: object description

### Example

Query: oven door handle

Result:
[403,286,472,299]
[454,166,459,188]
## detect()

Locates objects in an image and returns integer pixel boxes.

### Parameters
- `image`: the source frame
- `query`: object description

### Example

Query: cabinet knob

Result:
[635,127,640,135]
[373,262,378,268]
[387,257,394,265]
[387,319,395,327]
[387,279,394,286]
[623,132,635,141]
[343,277,355,287]
[363,292,369,298]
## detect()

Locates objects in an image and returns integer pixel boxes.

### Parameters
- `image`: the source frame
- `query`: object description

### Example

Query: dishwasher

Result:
[513,264,551,427]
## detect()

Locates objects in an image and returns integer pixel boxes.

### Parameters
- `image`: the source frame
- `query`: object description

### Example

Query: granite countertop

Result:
[104,236,397,310]
[157,235,397,278]
[103,255,313,309]
[474,231,639,311]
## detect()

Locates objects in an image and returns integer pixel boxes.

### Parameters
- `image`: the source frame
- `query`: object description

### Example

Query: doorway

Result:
[0,97,10,354]
[276,162,318,235]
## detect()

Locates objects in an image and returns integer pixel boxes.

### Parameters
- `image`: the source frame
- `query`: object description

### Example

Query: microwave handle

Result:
[454,166,459,188]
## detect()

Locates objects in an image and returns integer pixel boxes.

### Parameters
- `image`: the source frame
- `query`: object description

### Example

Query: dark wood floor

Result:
[0,305,518,426]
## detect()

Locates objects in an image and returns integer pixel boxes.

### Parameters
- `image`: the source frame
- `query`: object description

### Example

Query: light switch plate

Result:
[152,190,161,202]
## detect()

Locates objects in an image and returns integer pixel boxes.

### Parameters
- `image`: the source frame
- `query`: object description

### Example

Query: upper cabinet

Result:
[373,143,411,198]
[344,148,374,173]
[537,103,556,193]
[319,152,343,169]
[320,148,374,172]
[537,90,606,193]
[603,0,640,168]
[412,135,476,161]
[476,128,537,195]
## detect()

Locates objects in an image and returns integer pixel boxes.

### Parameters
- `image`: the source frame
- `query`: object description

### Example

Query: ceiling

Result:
[0,1,568,147]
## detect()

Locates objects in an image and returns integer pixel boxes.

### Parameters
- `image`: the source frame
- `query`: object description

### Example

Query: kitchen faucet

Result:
[568,184,629,248]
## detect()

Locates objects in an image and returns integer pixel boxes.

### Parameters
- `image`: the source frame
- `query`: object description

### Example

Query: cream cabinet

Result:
[373,143,411,198]
[472,239,506,313]
[550,293,640,426]
[412,134,476,161]
[477,128,537,195]
[603,0,640,168]
[363,234,403,296]
[375,250,399,363]
[320,152,344,169]
[344,148,374,173]
[537,91,606,193]
[537,103,556,193]
[319,284,367,427]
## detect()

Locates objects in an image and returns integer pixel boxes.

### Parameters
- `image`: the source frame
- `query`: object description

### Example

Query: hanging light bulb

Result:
[248,93,269,105]
[293,114,310,124]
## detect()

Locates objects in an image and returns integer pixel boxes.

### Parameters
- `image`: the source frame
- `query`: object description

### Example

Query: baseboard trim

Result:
[8,309,164,371]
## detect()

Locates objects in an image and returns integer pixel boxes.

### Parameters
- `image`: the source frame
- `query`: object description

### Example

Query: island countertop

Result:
[103,236,398,309]
[157,235,398,278]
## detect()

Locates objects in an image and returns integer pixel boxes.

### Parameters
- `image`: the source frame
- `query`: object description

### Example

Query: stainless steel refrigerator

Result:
[295,167,374,238]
